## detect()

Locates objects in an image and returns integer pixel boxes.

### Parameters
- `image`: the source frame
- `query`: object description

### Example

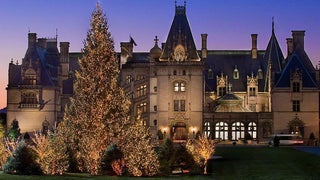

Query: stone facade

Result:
[6,4,320,141]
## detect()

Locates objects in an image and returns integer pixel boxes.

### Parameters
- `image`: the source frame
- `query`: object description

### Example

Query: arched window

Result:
[173,81,186,92]
[233,66,239,79]
[204,122,211,138]
[232,122,245,140]
[258,68,263,79]
[215,122,228,140]
[248,122,257,139]
[208,68,213,79]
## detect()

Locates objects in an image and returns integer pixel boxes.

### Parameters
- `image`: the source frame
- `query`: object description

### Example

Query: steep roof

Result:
[275,53,318,88]
[263,23,285,74]
[159,4,199,61]
[204,50,266,92]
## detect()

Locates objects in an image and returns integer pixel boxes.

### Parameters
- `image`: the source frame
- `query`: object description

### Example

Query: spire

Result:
[160,1,200,61]
[272,17,274,34]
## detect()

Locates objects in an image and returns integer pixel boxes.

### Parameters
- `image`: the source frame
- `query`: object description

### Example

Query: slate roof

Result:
[275,53,318,88]
[159,5,199,61]
[263,26,285,74]
[9,39,61,87]
[204,50,266,92]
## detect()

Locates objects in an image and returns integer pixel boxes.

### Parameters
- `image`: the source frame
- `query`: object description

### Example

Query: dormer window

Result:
[174,45,186,61]
[249,87,256,96]
[208,68,213,79]
[258,68,263,79]
[24,68,37,85]
[233,66,239,79]
[292,82,300,92]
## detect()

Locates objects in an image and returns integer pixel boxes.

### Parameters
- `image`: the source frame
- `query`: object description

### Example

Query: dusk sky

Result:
[1,0,320,108]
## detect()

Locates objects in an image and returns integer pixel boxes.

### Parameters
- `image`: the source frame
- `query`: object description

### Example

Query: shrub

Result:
[3,140,42,175]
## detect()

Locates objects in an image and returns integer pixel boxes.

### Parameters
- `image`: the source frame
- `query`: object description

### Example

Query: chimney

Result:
[120,42,133,64]
[292,30,305,52]
[201,34,208,59]
[38,38,47,49]
[161,43,166,50]
[60,42,70,63]
[286,38,293,57]
[28,33,37,48]
[251,34,258,59]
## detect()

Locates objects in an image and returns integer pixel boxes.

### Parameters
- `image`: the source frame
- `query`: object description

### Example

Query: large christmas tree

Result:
[60,3,130,175]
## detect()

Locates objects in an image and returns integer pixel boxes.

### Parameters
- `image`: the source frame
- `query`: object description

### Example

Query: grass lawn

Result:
[209,145,320,180]
[1,146,320,179]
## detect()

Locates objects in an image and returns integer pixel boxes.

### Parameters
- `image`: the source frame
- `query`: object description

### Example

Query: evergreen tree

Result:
[3,140,42,175]
[119,113,159,176]
[158,138,175,175]
[59,3,130,175]
[8,120,21,140]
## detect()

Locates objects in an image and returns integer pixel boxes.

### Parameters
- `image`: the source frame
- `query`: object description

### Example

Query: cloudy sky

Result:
[1,0,320,108]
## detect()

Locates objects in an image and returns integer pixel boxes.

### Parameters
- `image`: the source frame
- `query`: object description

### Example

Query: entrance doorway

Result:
[172,122,187,140]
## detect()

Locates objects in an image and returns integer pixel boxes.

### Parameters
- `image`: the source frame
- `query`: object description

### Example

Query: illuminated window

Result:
[137,102,147,113]
[232,122,245,140]
[204,122,211,138]
[174,82,179,92]
[137,84,147,97]
[180,82,186,92]
[233,68,239,79]
[248,122,257,139]
[173,81,186,92]
[215,122,228,140]
[126,75,132,84]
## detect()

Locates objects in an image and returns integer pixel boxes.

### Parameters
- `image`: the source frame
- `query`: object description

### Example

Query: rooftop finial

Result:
[154,36,159,45]
[56,28,58,40]
[272,17,274,33]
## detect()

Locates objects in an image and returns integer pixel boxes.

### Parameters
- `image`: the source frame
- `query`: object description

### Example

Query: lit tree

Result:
[0,138,9,169]
[60,2,130,175]
[30,131,69,175]
[186,134,215,174]
[119,112,160,176]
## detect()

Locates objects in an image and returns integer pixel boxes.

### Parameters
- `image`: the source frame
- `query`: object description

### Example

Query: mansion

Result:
[6,4,319,142]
